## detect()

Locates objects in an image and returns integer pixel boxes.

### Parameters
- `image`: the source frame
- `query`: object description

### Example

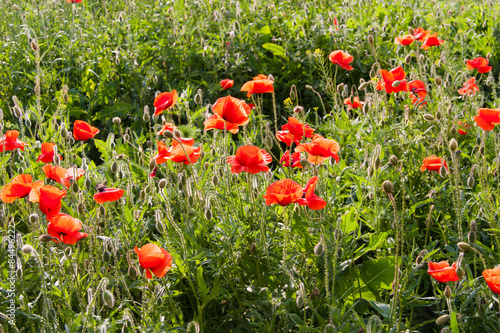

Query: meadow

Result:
[1,0,500,332]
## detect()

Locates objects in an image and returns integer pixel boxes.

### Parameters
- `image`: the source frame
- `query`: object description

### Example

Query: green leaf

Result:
[450,311,459,333]
[262,43,286,58]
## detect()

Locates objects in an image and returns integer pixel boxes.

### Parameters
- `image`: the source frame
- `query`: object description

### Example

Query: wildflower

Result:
[43,164,84,188]
[457,121,470,135]
[420,33,444,50]
[157,122,177,136]
[240,78,274,97]
[466,57,492,73]
[427,261,460,283]
[413,27,431,41]
[298,177,327,210]
[227,145,272,174]
[220,79,234,90]
[394,34,414,45]
[474,108,500,131]
[66,0,82,3]
[154,141,171,165]
[204,115,241,134]
[204,96,252,133]
[253,74,268,80]
[458,77,479,96]
[376,66,408,94]
[420,156,448,172]
[280,151,302,168]
[263,179,303,206]
[408,80,427,105]
[94,187,125,204]
[37,143,61,163]
[73,120,99,141]
[0,174,43,203]
[30,185,67,218]
[154,90,178,116]
[295,134,340,165]
[135,243,172,279]
[344,96,365,110]
[483,267,500,294]
[0,130,26,153]
[328,50,354,70]
[283,117,314,142]
[47,213,87,245]
[154,140,201,165]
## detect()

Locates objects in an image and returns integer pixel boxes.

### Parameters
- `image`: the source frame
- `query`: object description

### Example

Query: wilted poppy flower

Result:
[220,79,234,90]
[47,213,87,245]
[328,50,354,70]
[135,243,172,279]
[263,178,303,207]
[421,33,444,50]
[344,96,365,110]
[32,185,67,217]
[466,57,492,73]
[157,122,177,136]
[408,80,427,105]
[154,90,178,116]
[483,267,500,294]
[0,174,43,203]
[37,143,61,163]
[73,120,99,141]
[204,115,241,134]
[420,155,448,172]
[458,78,479,96]
[280,151,302,168]
[298,177,327,210]
[394,34,415,46]
[0,130,26,153]
[376,66,408,94]
[457,121,470,135]
[94,187,125,204]
[227,145,272,174]
[295,135,340,165]
[427,261,460,283]
[474,108,500,131]
[241,79,274,97]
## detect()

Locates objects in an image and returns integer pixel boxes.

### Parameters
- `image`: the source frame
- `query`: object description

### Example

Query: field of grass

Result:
[1,0,500,332]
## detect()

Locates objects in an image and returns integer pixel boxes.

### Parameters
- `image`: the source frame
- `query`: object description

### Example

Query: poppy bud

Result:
[389,155,399,166]
[314,242,324,256]
[163,130,174,139]
[456,266,465,279]
[487,53,492,60]
[103,251,111,263]
[30,40,38,52]
[435,76,442,86]
[142,110,150,122]
[369,69,375,78]
[146,140,153,148]
[268,74,274,82]
[110,161,118,173]
[296,295,304,309]
[457,242,471,251]
[449,138,458,151]
[157,178,167,189]
[187,195,195,207]
[382,180,393,194]
[29,213,39,224]
[391,80,402,88]
[39,234,52,243]
[311,286,319,300]
[22,244,33,254]
[99,205,106,216]
[300,159,308,167]
[468,231,476,243]
[173,129,181,138]
[77,203,85,215]
[444,285,452,299]
[479,146,485,155]
[423,114,434,122]
[265,135,273,149]
[72,183,78,193]
[128,266,138,280]
[419,54,425,62]
[63,92,69,104]
[305,85,314,91]
[439,166,447,178]
[367,166,374,178]
[373,157,381,170]
[194,90,203,105]
[13,4,20,11]
[436,314,450,325]
[435,111,442,120]
[467,176,474,188]
[155,220,165,234]
[404,54,412,64]
[470,220,477,231]
[149,158,156,170]
[103,290,115,308]
[367,35,374,44]
[13,106,22,118]
[358,82,369,91]
[204,208,212,221]
[293,105,304,114]
[123,133,130,141]
[408,27,415,35]
[112,117,121,125]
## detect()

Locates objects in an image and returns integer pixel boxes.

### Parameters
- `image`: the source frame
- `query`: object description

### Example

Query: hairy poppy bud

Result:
[300,159,308,167]
[158,178,167,189]
[103,251,111,263]
[204,208,212,221]
[468,231,476,243]
[203,162,210,170]
[39,234,52,243]
[290,87,296,101]
[391,80,402,88]
[436,315,450,325]
[419,54,425,62]
[22,244,33,254]
[173,129,181,138]
[358,82,369,90]
[30,40,38,52]
[149,159,156,170]
[147,140,153,148]
[110,161,118,173]
[439,166,447,178]
[408,27,415,35]
[405,54,412,64]
[99,205,106,216]
[29,213,39,224]
[112,117,121,125]
[72,183,78,193]
[449,138,458,151]
[194,89,203,105]
[456,266,465,279]
[13,4,20,11]
[265,135,273,149]
[466,176,474,189]
[211,175,219,187]
[250,243,257,253]
[423,114,435,122]
[123,133,130,141]
[293,105,304,114]
[187,195,195,207]
[128,266,137,280]
[373,157,381,170]
[314,242,324,256]
[77,203,85,215]
[382,180,393,194]
[436,111,442,120]
[296,295,304,309]
[444,285,452,299]
[435,76,442,86]
[487,52,492,60]
[450,126,457,136]
[367,35,374,44]
[367,166,374,178]
[163,130,174,139]
[156,221,165,234]
[13,106,22,118]
[457,242,471,251]
[103,290,115,308]
[143,111,150,122]
[389,155,399,166]
[305,85,314,91]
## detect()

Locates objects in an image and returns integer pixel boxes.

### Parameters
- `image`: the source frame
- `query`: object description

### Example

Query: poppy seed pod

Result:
[22,244,33,254]
[39,234,52,243]
[382,180,393,194]
[103,290,115,308]
[435,76,442,86]
[314,242,324,256]
[103,251,111,263]
[128,266,138,280]
[444,285,452,299]
[436,315,450,325]
[367,35,374,44]
[449,138,458,151]
[439,166,447,178]
[389,155,399,166]
[423,114,435,121]
[457,242,471,251]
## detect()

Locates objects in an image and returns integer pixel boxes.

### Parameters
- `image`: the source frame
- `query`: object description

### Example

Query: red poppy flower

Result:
[275,131,295,146]
[420,156,448,172]
[204,115,241,134]
[43,164,84,188]
[155,140,201,165]
[344,96,365,110]
[483,267,500,294]
[226,145,272,174]
[37,143,61,163]
[427,261,460,283]
[220,79,234,90]
[240,79,274,97]
[0,130,26,153]
[150,166,158,178]
[135,243,172,279]
[94,188,125,204]
[295,135,340,165]
[420,33,444,50]
[281,117,315,143]
[328,50,354,71]
[154,141,171,165]
[263,179,303,207]
[253,74,268,80]
[474,108,500,131]
[458,77,479,96]
[457,121,470,135]
[413,27,430,41]
[298,177,327,210]
[73,120,99,141]
[47,213,87,245]
[34,185,67,218]
[211,96,252,127]
[466,57,492,73]
[280,151,302,168]
[67,0,82,3]
[0,174,43,203]
[376,66,408,94]
[157,122,177,136]
[394,34,415,45]
[408,80,427,105]
[154,90,178,116]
